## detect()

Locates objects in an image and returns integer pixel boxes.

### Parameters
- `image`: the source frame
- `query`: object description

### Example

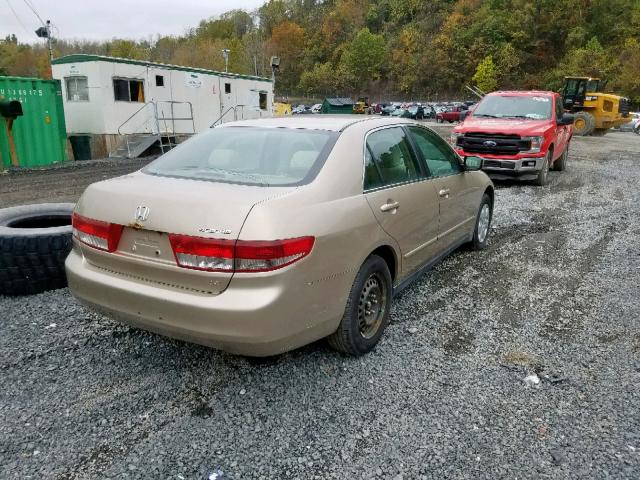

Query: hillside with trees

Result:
[1,0,639,102]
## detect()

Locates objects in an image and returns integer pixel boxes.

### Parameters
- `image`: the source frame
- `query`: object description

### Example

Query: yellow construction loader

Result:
[561,77,631,136]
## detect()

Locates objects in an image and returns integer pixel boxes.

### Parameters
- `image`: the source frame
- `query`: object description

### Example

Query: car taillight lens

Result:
[168,235,315,273]
[169,235,235,272]
[72,213,124,252]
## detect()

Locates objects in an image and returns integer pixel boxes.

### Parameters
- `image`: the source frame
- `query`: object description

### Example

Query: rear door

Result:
[363,126,440,275]
[407,126,479,248]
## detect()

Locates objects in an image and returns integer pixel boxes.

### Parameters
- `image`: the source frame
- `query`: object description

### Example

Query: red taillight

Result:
[72,213,124,252]
[168,234,315,273]
[169,235,235,272]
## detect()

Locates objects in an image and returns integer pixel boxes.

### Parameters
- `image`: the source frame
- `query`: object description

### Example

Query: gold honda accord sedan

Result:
[66,116,494,356]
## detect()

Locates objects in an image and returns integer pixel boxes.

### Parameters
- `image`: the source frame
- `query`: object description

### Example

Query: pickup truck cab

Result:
[451,91,574,186]
[436,105,465,123]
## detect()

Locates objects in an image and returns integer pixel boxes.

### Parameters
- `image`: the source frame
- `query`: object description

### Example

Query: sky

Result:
[1,0,266,44]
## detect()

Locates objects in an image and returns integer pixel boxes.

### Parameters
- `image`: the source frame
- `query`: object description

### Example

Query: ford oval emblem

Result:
[483,140,497,147]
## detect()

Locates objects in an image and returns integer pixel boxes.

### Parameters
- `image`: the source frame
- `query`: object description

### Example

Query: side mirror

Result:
[558,113,574,126]
[464,156,483,171]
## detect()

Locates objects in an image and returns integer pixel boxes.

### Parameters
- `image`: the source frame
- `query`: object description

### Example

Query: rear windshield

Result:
[473,95,552,120]
[144,127,336,186]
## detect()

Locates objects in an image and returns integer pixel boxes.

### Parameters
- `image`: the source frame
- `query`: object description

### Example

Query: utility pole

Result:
[35,20,54,69]
[221,49,230,73]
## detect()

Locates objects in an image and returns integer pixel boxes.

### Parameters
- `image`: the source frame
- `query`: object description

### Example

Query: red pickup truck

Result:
[451,91,574,186]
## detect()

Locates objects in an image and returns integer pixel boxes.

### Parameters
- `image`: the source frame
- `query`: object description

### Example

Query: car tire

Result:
[327,255,392,356]
[553,144,569,171]
[0,203,74,296]
[534,151,551,186]
[437,117,443,123]
[470,194,493,251]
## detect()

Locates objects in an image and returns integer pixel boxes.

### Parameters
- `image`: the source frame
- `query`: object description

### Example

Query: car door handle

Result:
[380,200,400,212]
[438,189,450,198]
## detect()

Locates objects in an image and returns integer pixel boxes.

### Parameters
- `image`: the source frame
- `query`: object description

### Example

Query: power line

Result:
[22,0,45,26]
[5,0,29,34]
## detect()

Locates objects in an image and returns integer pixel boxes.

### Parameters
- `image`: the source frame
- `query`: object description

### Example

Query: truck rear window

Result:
[473,95,552,120]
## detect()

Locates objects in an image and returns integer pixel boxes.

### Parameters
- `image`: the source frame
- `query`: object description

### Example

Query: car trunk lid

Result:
[75,172,294,294]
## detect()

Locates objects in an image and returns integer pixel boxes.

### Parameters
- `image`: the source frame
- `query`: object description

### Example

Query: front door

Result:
[407,126,479,248]
[363,126,441,275]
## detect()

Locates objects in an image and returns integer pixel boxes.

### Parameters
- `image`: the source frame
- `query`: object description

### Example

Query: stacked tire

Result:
[0,203,74,296]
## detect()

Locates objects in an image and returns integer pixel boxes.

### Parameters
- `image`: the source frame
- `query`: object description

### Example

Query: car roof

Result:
[220,115,413,132]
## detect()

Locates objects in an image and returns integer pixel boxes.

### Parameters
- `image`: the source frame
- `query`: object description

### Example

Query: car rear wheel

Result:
[327,255,392,356]
[534,151,551,186]
[470,194,493,250]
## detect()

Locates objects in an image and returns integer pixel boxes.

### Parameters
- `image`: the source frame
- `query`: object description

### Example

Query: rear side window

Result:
[144,127,335,187]
[364,127,420,190]
[408,126,461,177]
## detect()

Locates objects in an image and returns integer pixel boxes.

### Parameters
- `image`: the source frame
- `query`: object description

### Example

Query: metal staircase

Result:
[110,101,196,158]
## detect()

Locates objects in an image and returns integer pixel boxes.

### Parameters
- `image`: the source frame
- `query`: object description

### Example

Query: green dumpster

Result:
[69,135,91,160]
[0,76,68,168]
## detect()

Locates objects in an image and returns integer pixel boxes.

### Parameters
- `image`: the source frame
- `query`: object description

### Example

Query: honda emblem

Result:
[135,205,150,222]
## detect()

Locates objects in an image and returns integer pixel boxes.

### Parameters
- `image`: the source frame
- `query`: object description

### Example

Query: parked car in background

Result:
[391,108,407,117]
[404,105,426,120]
[618,112,640,132]
[381,104,397,116]
[436,105,466,123]
[67,116,494,357]
[451,90,573,186]
[311,103,322,114]
[422,105,437,119]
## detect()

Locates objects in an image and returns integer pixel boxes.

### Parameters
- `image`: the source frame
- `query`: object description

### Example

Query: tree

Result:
[339,28,386,92]
[267,21,305,93]
[473,55,498,93]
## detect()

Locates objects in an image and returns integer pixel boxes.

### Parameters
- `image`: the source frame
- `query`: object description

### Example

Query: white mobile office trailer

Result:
[52,54,273,158]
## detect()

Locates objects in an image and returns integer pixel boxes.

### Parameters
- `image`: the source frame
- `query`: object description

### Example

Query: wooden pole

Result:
[4,118,19,167]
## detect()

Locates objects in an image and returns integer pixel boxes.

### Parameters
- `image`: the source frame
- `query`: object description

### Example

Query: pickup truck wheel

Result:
[470,194,493,250]
[553,144,569,171]
[327,255,392,356]
[437,117,443,123]
[534,152,551,186]
[0,203,74,296]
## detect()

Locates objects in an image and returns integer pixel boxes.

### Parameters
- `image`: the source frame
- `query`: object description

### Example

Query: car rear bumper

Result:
[65,249,348,356]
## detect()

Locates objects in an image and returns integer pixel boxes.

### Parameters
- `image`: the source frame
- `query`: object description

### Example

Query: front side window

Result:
[65,76,89,102]
[144,127,335,187]
[365,127,420,190]
[113,78,145,102]
[408,126,461,177]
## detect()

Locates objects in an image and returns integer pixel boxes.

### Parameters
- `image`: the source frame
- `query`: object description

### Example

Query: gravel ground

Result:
[1,131,640,479]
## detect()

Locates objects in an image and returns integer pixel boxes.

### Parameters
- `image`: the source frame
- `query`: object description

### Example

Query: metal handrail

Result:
[209,104,254,127]
[117,102,158,136]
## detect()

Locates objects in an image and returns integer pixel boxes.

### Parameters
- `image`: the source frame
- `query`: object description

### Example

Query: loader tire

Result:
[572,111,595,136]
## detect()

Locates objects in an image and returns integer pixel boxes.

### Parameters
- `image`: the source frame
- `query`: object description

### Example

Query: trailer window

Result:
[259,91,267,110]
[113,78,145,102]
[65,77,89,102]
[155,75,164,87]
[224,83,231,94]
